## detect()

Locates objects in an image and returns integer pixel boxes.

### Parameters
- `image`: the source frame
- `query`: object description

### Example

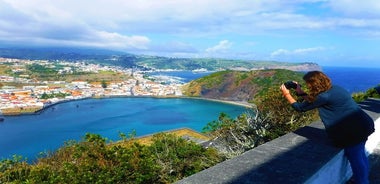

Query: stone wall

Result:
[176,98,380,184]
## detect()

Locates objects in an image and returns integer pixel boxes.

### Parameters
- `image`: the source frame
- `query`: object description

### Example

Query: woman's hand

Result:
[280,84,290,96]
[280,84,296,104]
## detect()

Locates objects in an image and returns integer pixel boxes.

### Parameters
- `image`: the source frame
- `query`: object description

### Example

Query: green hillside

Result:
[0,48,320,71]
[182,69,305,102]
[135,56,319,71]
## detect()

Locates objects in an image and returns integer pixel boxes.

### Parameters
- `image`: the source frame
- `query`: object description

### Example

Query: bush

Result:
[352,85,380,102]
[148,133,222,183]
[202,110,271,158]
[254,86,319,139]
[0,133,221,184]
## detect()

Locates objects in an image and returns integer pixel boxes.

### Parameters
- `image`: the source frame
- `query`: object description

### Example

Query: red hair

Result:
[303,71,332,102]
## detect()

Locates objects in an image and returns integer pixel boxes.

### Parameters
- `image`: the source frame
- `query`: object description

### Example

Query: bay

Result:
[147,70,213,83]
[0,97,247,161]
[2,66,379,161]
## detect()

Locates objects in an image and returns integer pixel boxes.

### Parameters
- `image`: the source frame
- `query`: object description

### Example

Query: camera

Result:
[284,81,298,89]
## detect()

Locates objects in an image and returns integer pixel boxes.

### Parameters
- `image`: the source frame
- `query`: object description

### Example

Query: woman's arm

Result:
[280,84,296,104]
[280,83,318,112]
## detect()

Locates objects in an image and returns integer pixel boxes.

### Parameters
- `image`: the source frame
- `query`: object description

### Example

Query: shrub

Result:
[202,110,271,158]
[202,84,319,159]
[148,133,222,183]
[0,133,221,184]
[254,86,319,139]
[352,85,380,102]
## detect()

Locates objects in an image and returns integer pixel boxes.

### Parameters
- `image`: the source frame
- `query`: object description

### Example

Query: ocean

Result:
[0,98,247,161]
[1,66,379,161]
[322,66,380,93]
[150,66,380,94]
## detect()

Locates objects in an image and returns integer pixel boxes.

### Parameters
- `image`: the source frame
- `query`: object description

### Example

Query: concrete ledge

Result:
[176,98,380,184]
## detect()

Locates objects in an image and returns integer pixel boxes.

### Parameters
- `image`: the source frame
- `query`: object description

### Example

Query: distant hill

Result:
[0,48,321,71]
[181,69,305,102]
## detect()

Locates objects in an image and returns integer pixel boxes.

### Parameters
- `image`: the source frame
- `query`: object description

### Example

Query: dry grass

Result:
[117,128,210,146]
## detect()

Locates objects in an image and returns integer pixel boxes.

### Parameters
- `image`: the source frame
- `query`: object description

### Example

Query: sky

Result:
[1,0,380,68]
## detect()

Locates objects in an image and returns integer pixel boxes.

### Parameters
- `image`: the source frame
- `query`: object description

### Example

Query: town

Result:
[0,57,184,115]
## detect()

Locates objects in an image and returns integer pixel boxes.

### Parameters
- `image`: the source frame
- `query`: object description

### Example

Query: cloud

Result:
[328,0,380,17]
[2,1,379,32]
[93,31,150,50]
[294,47,326,54]
[270,49,290,57]
[206,40,233,53]
[271,47,325,57]
[0,0,379,65]
[2,0,379,41]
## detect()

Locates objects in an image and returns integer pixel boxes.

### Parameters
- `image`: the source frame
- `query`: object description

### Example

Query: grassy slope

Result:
[181,69,305,102]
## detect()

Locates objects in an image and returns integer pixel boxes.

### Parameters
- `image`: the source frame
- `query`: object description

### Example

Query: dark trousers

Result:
[344,141,369,184]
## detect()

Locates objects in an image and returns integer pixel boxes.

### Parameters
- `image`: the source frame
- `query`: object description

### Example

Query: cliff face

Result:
[247,63,322,72]
[269,63,321,71]
[182,69,305,102]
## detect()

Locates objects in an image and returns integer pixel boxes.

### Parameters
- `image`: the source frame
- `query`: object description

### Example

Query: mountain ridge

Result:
[0,47,321,71]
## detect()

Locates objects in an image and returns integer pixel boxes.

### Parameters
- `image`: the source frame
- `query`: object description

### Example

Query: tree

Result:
[101,80,107,88]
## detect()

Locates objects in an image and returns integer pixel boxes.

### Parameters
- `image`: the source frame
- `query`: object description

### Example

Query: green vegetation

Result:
[0,62,131,83]
[201,85,319,158]
[182,69,306,102]
[101,80,108,88]
[0,48,320,71]
[27,63,57,75]
[0,133,222,184]
[202,111,270,158]
[253,86,319,139]
[40,92,71,99]
[352,85,380,102]
[135,57,315,71]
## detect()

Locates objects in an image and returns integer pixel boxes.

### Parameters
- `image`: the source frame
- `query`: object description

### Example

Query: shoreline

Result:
[0,95,253,116]
[180,96,254,108]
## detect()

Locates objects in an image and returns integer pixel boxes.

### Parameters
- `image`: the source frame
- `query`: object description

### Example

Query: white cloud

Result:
[328,0,380,17]
[206,40,233,53]
[270,49,290,57]
[294,47,325,54]
[0,0,379,65]
[271,47,325,57]
[93,31,150,50]
[2,0,379,42]
[2,0,380,33]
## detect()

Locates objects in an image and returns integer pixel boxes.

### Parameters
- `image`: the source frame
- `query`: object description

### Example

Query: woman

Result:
[280,71,375,184]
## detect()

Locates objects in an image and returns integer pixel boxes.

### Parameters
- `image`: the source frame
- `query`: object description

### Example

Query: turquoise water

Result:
[0,97,248,161]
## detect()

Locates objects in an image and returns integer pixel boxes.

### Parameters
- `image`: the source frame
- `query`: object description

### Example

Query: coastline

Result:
[113,127,211,146]
[180,96,254,109]
[0,98,91,116]
[0,95,253,116]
